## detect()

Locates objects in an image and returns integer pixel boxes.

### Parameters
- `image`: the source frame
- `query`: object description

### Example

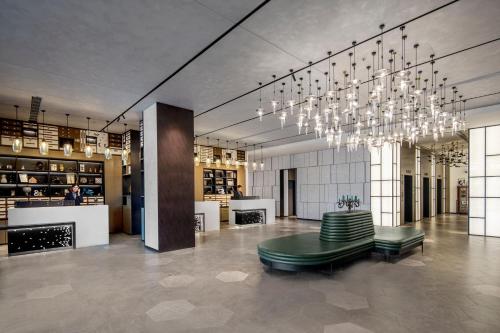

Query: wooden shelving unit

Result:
[122,130,142,235]
[0,155,105,244]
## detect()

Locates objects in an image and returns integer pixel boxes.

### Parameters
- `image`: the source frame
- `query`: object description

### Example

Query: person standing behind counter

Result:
[64,185,83,206]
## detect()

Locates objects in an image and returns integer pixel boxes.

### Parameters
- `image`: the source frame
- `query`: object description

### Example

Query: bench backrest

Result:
[319,210,375,242]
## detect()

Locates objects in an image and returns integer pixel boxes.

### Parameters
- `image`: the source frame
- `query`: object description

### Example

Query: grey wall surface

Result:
[248,147,371,220]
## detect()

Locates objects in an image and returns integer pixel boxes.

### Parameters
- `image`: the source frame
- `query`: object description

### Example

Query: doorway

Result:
[423,177,430,218]
[437,178,442,215]
[280,169,296,217]
[404,175,413,223]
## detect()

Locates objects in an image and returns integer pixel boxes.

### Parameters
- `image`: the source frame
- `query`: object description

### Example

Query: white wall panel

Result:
[336,164,349,183]
[469,128,485,177]
[309,184,320,202]
[486,125,500,155]
[320,149,334,165]
[486,198,500,237]
[308,151,318,166]
[308,202,320,220]
[308,166,320,184]
[320,165,330,184]
[292,153,305,168]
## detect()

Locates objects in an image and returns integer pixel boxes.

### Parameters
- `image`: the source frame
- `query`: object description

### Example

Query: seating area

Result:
[257,211,425,272]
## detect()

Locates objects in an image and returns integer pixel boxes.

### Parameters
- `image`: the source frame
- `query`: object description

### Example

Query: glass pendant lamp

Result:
[260,145,264,170]
[194,138,200,167]
[121,123,129,163]
[63,114,73,157]
[103,120,112,160]
[39,110,49,155]
[12,105,22,154]
[205,137,211,167]
[215,139,221,167]
[84,117,93,158]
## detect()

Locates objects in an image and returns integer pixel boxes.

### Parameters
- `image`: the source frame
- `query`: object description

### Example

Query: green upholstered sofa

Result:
[257,210,424,272]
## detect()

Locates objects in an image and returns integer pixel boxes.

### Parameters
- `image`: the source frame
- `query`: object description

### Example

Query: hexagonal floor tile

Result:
[216,271,248,283]
[324,322,373,333]
[186,305,234,329]
[325,290,369,310]
[27,284,72,299]
[159,274,195,288]
[146,300,195,322]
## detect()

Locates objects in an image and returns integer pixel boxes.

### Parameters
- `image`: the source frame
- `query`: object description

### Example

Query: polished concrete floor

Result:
[1,215,500,333]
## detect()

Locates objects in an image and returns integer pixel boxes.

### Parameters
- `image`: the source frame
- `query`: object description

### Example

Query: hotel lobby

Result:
[0,1,500,332]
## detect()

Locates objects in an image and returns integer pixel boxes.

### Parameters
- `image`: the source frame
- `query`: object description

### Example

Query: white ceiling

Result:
[0,0,499,141]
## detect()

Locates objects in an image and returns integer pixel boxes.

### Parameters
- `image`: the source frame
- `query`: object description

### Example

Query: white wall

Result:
[449,165,467,213]
[248,146,370,220]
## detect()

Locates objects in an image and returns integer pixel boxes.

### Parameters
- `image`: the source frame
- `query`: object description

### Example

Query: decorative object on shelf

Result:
[95,177,102,184]
[36,161,44,170]
[51,176,62,184]
[121,123,129,163]
[22,186,31,197]
[59,164,64,172]
[12,105,23,154]
[19,173,28,183]
[66,173,75,184]
[337,195,360,213]
[84,117,93,158]
[39,110,49,155]
[28,176,38,184]
[103,120,112,160]
[6,164,13,170]
[20,164,24,170]
[63,114,73,157]
[1,174,7,184]
[79,163,85,172]
[50,163,57,171]
[80,177,87,184]
[10,189,15,196]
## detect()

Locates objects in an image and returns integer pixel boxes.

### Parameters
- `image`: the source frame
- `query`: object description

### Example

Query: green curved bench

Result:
[257,210,424,272]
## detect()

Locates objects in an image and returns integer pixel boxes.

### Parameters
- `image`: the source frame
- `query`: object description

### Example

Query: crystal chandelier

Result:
[254,24,467,152]
[63,114,73,157]
[39,110,49,156]
[12,105,22,154]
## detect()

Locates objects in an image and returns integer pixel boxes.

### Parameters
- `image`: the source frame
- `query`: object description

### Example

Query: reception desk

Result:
[8,205,109,248]
[229,199,275,225]
[195,201,220,231]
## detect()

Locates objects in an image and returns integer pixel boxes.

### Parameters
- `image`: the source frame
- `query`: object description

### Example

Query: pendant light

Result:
[121,123,128,163]
[242,142,248,168]
[194,137,200,167]
[252,144,257,171]
[234,142,240,167]
[84,117,93,158]
[12,105,22,154]
[63,114,73,157]
[225,140,231,167]
[39,110,49,156]
[103,120,112,160]
[215,139,221,168]
[205,137,211,167]
[260,145,264,170]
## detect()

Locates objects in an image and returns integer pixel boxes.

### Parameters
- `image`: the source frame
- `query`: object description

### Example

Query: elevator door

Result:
[423,177,430,218]
[437,178,442,215]
[404,175,413,223]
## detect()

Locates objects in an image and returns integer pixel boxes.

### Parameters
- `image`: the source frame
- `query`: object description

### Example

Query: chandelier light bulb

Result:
[104,146,112,160]
[215,158,221,168]
[63,142,73,157]
[85,145,94,158]
[252,161,257,171]
[194,155,200,167]
[205,157,211,167]
[257,108,264,121]
[39,140,49,156]
[260,161,264,170]
[12,137,22,154]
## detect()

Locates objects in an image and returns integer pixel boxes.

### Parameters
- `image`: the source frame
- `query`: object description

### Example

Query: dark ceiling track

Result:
[196,36,500,138]
[29,96,42,123]
[194,0,461,119]
[100,0,271,132]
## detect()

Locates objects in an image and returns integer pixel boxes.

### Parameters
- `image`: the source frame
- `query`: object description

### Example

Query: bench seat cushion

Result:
[374,226,425,252]
[258,232,374,266]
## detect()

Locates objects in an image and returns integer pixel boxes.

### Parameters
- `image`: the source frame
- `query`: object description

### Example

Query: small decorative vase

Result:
[0,174,7,183]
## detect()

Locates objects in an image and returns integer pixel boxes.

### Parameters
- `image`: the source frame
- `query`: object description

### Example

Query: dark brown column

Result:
[143,102,194,252]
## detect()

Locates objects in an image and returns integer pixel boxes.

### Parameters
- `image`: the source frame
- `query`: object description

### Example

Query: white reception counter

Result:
[229,199,275,225]
[8,205,109,248]
[195,201,220,231]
